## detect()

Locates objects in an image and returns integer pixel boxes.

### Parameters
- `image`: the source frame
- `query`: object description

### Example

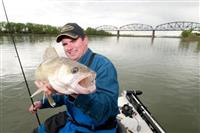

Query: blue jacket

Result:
[38,48,119,133]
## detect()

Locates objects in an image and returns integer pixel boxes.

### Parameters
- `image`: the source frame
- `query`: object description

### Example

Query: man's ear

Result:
[83,36,88,45]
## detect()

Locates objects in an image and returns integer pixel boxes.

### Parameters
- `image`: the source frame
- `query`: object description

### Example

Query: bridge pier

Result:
[117,30,120,37]
[152,30,155,38]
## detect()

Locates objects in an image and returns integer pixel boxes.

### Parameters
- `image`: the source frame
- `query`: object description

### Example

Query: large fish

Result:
[31,46,96,106]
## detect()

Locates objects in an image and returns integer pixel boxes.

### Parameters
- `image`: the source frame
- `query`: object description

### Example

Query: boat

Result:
[117,90,166,133]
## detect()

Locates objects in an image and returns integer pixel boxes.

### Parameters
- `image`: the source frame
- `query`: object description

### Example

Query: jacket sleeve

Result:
[40,94,68,109]
[74,62,119,122]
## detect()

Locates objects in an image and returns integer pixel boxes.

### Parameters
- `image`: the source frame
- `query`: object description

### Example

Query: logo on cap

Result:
[61,25,74,33]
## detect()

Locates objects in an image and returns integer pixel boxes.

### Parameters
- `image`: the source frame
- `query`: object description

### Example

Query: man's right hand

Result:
[28,101,42,114]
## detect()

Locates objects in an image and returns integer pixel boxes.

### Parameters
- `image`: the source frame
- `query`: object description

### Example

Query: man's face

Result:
[61,37,88,61]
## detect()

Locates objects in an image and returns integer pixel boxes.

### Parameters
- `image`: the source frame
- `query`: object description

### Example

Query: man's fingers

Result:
[33,107,37,112]
[29,106,36,114]
[28,101,42,114]
[34,80,43,88]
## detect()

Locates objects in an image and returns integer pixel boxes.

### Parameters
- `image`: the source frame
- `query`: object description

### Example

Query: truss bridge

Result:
[95,21,200,37]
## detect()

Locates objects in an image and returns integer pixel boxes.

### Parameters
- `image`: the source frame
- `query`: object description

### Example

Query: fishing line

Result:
[1,0,41,125]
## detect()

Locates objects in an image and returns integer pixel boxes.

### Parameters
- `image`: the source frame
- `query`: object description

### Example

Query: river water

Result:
[0,35,199,133]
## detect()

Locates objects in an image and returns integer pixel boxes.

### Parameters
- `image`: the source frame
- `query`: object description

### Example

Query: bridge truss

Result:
[96,21,200,32]
[95,21,200,37]
[96,25,118,31]
[119,23,153,31]
[155,21,200,31]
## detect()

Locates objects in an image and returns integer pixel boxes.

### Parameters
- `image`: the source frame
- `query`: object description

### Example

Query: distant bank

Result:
[1,22,199,41]
[0,21,112,36]
[181,29,200,41]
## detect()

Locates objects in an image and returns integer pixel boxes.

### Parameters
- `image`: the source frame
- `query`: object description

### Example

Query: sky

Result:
[0,0,199,29]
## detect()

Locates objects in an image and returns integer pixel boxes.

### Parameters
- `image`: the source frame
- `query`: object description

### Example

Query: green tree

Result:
[181,29,192,38]
[85,27,112,36]
[0,22,7,33]
[15,23,26,33]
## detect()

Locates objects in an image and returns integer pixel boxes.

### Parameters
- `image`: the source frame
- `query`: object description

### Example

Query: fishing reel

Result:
[121,104,135,118]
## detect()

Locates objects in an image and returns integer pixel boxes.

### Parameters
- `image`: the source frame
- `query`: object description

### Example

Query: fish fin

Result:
[31,88,43,97]
[43,46,59,61]
[46,94,56,107]
[42,92,46,104]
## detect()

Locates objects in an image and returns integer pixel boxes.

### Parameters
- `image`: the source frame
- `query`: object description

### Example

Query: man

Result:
[29,23,119,133]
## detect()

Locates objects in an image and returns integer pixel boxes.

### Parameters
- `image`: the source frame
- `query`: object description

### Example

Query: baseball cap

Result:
[56,23,85,43]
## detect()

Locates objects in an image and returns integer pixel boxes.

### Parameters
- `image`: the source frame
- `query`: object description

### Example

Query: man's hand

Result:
[28,101,42,114]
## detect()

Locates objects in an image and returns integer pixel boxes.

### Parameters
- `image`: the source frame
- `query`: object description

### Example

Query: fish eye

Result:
[71,67,79,74]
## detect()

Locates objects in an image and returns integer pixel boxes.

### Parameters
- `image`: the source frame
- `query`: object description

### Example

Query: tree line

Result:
[181,29,200,41]
[0,21,59,34]
[0,21,112,36]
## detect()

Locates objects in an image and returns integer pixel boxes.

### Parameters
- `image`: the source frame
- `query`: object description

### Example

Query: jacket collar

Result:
[78,48,93,65]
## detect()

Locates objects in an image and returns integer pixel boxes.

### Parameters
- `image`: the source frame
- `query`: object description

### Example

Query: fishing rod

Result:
[1,0,41,125]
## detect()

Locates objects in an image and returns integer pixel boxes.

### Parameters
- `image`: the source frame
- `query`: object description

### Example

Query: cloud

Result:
[1,0,199,29]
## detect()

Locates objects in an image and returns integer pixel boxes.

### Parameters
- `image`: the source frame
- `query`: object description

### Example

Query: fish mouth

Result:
[73,72,96,94]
